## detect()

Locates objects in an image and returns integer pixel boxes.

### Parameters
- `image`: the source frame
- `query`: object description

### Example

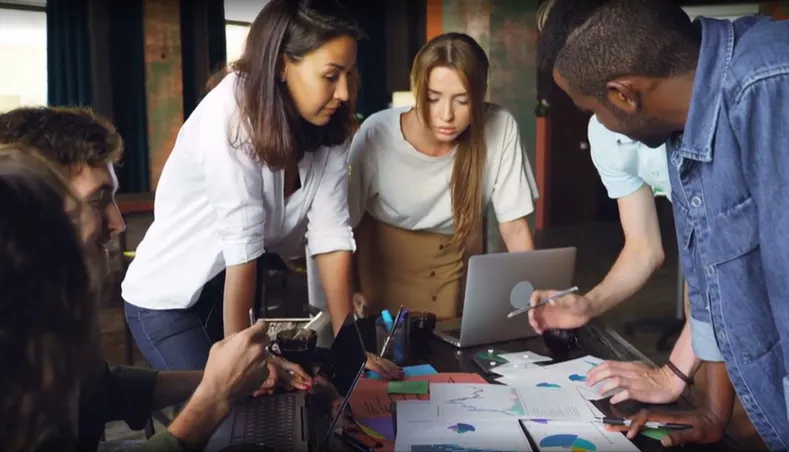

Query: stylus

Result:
[506,286,579,319]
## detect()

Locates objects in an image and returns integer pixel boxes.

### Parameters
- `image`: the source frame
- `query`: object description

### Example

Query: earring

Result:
[280,76,286,83]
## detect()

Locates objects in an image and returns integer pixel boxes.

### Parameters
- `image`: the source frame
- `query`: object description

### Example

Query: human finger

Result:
[529,290,552,307]
[625,409,651,439]
[608,388,633,405]
[664,428,698,448]
[587,361,643,386]
[527,308,544,334]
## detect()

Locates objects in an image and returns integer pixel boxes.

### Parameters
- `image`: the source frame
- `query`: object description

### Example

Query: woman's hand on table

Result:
[587,361,686,404]
[607,408,726,447]
[527,290,595,334]
[252,357,312,397]
[365,352,404,380]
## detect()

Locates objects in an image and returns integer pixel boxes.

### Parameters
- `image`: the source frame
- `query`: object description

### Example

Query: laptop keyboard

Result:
[230,393,299,449]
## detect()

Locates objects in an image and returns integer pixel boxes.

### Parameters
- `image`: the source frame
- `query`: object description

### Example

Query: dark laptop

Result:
[206,313,367,452]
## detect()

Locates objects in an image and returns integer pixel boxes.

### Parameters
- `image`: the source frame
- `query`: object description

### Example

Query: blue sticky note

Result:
[366,364,438,380]
[403,364,438,377]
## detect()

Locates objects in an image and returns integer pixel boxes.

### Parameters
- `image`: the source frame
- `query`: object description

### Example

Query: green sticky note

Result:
[387,380,429,395]
[640,428,670,441]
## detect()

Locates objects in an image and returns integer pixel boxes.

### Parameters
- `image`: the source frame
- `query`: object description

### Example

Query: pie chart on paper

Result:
[539,434,597,451]
[447,423,476,434]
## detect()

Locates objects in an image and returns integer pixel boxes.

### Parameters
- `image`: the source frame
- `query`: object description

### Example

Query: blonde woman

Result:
[345,32,539,319]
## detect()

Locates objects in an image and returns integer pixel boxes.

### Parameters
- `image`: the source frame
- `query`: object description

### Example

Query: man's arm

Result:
[151,371,204,410]
[585,184,665,316]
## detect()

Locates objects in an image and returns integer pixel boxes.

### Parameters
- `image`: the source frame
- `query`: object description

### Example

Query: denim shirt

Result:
[666,16,789,450]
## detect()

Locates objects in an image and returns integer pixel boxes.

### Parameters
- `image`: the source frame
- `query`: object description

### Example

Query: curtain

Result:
[47,0,94,106]
[107,0,150,193]
[181,0,227,119]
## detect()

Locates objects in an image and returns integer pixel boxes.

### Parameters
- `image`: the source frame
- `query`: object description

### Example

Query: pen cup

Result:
[375,314,410,365]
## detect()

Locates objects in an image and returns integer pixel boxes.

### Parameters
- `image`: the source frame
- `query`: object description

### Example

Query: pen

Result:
[249,308,255,327]
[507,286,580,319]
[597,417,693,431]
[380,305,405,357]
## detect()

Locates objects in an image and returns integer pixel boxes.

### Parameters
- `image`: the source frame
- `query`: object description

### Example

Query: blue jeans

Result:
[124,273,225,371]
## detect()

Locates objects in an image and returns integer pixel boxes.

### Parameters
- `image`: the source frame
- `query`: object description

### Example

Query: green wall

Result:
[442,0,539,251]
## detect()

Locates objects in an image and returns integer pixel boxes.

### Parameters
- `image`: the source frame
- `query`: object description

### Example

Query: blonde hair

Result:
[0,144,99,451]
[410,32,490,247]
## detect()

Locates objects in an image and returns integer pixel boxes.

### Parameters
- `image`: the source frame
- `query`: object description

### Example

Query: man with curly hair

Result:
[0,106,281,451]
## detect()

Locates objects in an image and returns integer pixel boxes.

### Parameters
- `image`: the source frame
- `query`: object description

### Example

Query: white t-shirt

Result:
[348,104,539,234]
[307,104,538,310]
[588,115,672,200]
[122,73,355,310]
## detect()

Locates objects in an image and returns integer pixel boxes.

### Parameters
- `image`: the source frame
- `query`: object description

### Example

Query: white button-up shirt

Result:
[122,73,355,310]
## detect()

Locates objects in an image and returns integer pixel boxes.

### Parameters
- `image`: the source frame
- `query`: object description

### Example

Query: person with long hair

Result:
[0,145,277,452]
[330,33,538,319]
[0,106,314,450]
[0,145,98,452]
[122,0,399,378]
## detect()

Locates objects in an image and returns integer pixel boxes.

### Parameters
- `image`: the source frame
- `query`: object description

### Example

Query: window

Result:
[0,6,47,112]
[225,22,250,63]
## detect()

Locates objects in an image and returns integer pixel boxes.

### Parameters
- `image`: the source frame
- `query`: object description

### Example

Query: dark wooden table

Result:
[345,319,744,452]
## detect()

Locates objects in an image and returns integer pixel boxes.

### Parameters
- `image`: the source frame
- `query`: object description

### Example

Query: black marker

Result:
[598,417,692,430]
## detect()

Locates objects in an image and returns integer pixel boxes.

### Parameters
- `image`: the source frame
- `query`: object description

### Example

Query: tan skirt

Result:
[355,215,465,320]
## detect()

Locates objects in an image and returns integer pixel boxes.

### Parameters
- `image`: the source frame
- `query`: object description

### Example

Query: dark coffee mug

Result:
[408,311,437,359]
[267,328,318,372]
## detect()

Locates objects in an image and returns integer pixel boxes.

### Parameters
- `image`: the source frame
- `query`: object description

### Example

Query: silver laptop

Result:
[434,247,577,348]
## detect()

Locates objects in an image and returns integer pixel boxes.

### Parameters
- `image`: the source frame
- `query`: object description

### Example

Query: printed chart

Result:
[439,385,526,418]
[522,419,639,452]
[429,383,598,422]
[394,419,533,452]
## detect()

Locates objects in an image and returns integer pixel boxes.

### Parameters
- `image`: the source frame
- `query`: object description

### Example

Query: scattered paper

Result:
[388,380,429,395]
[534,356,621,400]
[491,362,543,378]
[475,349,510,365]
[493,355,620,401]
[498,351,553,365]
[426,383,599,422]
[522,419,640,452]
[350,373,486,418]
[395,419,533,452]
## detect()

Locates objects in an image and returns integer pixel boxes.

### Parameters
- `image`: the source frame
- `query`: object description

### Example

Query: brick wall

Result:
[142,0,184,188]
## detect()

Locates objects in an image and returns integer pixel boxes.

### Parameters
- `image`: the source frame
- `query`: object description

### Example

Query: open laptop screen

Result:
[308,313,366,450]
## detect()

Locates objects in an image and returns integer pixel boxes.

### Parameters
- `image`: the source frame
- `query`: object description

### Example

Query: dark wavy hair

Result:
[0,144,99,451]
[208,0,364,170]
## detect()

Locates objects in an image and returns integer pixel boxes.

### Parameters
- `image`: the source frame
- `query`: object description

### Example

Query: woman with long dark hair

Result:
[123,0,400,378]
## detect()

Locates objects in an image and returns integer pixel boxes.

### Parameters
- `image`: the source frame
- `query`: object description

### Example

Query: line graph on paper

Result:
[429,383,598,422]
[435,385,526,418]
